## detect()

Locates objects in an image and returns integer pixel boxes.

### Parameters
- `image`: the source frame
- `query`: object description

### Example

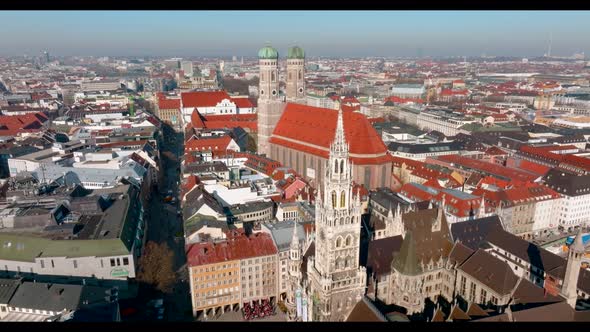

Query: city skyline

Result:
[0,11,589,57]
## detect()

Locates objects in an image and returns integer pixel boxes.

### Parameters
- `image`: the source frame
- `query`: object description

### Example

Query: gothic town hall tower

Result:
[307,107,367,321]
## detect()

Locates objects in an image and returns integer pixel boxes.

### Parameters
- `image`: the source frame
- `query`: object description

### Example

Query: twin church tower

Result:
[256,45,366,321]
[256,45,306,156]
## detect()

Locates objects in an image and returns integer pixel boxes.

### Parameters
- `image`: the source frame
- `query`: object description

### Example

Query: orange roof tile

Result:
[181,90,231,108]
[270,103,392,165]
[186,230,278,267]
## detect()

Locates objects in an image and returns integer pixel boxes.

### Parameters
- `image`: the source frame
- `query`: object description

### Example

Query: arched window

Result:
[340,217,344,225]
[334,159,339,174]
[345,235,352,246]
[271,71,276,82]
[344,258,349,268]
[288,72,292,80]
[331,191,337,208]
[299,70,302,80]
[340,190,346,208]
[340,160,344,174]
[336,237,342,248]
[351,216,355,224]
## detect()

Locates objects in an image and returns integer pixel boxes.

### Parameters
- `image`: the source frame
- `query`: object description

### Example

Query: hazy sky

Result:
[0,11,589,57]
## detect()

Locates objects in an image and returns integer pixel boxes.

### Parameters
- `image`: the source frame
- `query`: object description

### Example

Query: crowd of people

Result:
[242,299,275,320]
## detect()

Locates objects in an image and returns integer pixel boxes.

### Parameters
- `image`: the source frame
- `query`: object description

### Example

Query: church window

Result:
[272,71,276,82]
[340,191,346,208]
[261,73,265,81]
[336,237,342,248]
[460,275,467,296]
[332,191,337,208]
[468,282,477,302]
[344,258,349,268]
[340,160,344,174]
[480,289,487,303]
[334,160,339,174]
[289,73,292,80]
[299,70,302,80]
[345,235,352,246]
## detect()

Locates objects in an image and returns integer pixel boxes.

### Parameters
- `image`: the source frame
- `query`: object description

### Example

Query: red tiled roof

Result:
[485,146,508,156]
[0,112,47,136]
[270,103,392,165]
[181,90,231,108]
[158,98,181,110]
[203,114,257,122]
[391,156,423,169]
[436,154,539,183]
[517,159,551,177]
[399,183,435,202]
[190,111,257,131]
[230,97,254,108]
[562,154,590,172]
[184,135,235,154]
[472,182,560,207]
[191,111,206,129]
[341,104,360,113]
[186,230,278,267]
[535,145,578,152]
[477,176,511,189]
[244,153,282,176]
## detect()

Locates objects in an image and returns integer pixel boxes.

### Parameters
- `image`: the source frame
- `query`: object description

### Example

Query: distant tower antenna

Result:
[548,32,553,57]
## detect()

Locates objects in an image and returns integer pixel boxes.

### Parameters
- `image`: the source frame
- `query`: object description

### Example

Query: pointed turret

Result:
[331,108,348,155]
[562,228,585,308]
[387,203,394,221]
[477,195,486,219]
[392,232,420,275]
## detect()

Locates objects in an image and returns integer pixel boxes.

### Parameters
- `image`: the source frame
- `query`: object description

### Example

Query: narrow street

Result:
[156,123,191,321]
[121,123,190,321]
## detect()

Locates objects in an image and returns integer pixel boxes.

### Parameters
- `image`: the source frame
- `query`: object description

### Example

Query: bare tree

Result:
[137,241,176,293]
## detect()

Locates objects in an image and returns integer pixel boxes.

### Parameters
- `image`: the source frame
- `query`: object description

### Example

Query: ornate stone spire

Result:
[437,194,446,222]
[477,195,486,219]
[330,108,348,156]
[291,220,300,252]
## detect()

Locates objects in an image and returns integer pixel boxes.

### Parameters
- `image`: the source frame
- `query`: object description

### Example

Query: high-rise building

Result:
[286,46,306,104]
[306,108,367,321]
[181,61,194,78]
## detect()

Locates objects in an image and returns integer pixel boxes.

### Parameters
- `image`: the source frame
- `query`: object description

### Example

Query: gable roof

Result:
[270,103,392,165]
[181,90,232,108]
[367,235,403,277]
[485,228,566,277]
[346,296,387,322]
[450,216,503,250]
[458,248,519,296]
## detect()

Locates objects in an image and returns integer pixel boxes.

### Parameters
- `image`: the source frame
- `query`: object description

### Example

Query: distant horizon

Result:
[0,11,589,58]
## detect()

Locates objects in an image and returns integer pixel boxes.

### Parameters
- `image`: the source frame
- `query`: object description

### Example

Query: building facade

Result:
[305,108,367,321]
